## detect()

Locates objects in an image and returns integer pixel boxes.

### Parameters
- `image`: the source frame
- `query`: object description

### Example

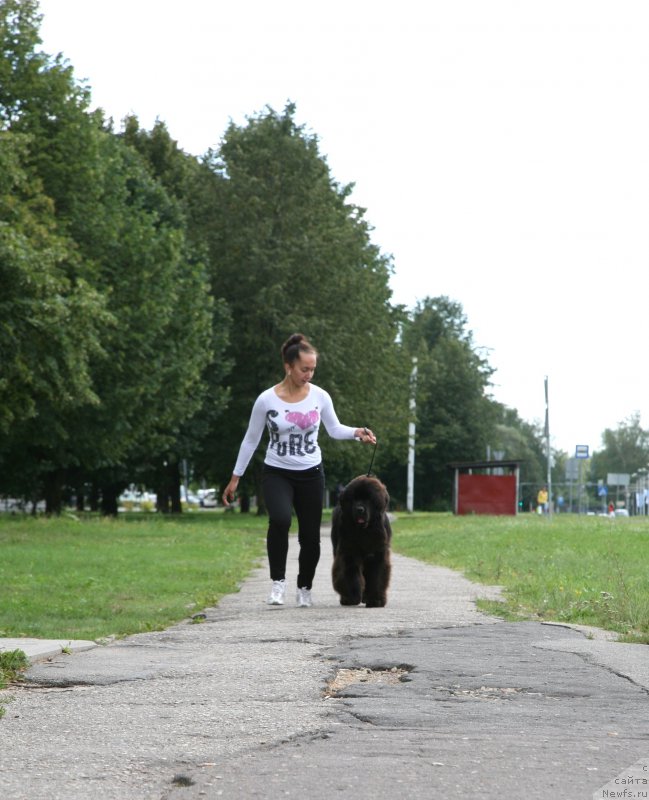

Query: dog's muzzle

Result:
[353,502,370,527]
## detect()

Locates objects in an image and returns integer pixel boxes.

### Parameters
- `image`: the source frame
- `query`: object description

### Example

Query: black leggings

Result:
[262,463,325,590]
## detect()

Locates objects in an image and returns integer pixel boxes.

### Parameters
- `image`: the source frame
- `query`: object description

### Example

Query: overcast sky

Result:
[37,0,649,456]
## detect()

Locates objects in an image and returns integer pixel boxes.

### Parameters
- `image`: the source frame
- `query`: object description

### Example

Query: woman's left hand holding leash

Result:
[356,427,377,444]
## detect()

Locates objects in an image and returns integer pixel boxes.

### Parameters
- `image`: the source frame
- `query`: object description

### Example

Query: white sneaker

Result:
[296,587,313,608]
[267,580,286,605]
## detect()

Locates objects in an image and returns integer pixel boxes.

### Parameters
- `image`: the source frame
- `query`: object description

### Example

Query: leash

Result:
[363,428,378,476]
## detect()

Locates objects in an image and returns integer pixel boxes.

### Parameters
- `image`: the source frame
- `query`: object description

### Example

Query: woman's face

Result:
[285,352,317,387]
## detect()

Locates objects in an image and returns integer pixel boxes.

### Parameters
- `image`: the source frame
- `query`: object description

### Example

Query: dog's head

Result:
[339,475,389,528]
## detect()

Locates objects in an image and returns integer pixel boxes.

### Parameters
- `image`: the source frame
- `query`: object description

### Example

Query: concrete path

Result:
[1,530,647,800]
[0,638,97,662]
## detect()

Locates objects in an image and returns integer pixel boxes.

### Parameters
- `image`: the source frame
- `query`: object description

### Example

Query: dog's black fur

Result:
[331,475,392,607]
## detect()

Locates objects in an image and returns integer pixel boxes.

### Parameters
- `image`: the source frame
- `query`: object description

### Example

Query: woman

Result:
[222,333,376,607]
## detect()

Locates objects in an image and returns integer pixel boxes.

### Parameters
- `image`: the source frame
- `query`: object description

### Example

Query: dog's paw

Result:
[364,597,387,608]
[340,595,362,606]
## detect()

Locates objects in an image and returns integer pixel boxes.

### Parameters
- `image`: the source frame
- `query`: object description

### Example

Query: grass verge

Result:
[0,649,29,719]
[0,512,266,641]
[391,512,649,643]
[2,510,647,646]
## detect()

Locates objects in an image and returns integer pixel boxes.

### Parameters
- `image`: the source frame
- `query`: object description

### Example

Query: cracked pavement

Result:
[1,528,648,800]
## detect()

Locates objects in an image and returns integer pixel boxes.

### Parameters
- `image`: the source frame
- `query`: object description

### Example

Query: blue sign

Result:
[575,445,589,459]
[597,485,607,497]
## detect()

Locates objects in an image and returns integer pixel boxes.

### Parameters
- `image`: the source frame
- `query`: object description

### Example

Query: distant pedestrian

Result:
[537,485,548,515]
[221,333,376,608]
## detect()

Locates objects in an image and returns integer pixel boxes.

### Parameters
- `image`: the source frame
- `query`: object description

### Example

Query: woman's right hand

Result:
[222,476,240,507]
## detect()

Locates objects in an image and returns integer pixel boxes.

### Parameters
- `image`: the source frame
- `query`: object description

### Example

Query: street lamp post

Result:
[407,357,417,513]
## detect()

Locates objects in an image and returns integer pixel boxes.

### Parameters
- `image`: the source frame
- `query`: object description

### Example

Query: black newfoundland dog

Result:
[331,475,392,607]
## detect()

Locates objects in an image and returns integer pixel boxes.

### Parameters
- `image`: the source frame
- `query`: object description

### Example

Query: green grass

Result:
[0,649,29,687]
[2,511,648,646]
[0,649,29,718]
[0,512,266,641]
[391,512,649,643]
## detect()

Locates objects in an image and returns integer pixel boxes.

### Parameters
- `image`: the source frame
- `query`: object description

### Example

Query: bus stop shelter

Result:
[448,460,522,515]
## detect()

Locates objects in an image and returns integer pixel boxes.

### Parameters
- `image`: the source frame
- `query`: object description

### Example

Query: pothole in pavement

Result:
[437,685,544,701]
[323,666,411,698]
[322,671,548,703]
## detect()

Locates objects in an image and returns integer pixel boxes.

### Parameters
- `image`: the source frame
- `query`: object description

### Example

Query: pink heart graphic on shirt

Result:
[285,410,319,430]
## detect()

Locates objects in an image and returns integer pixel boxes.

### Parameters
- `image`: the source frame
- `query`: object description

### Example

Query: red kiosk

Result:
[449,460,522,516]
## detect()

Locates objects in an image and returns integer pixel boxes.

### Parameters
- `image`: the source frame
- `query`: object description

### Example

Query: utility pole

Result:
[407,357,418,513]
[545,375,552,516]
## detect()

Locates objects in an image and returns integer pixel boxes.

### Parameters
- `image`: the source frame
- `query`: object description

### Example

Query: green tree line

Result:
[8,0,640,515]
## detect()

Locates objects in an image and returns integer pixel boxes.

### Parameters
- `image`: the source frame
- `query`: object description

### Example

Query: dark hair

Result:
[281,333,317,365]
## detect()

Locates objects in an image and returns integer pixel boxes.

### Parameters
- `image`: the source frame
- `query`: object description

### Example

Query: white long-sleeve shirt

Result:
[233,384,357,475]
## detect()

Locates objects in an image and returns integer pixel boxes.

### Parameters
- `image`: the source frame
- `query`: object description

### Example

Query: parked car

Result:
[118,489,156,510]
[180,488,200,506]
[199,489,218,508]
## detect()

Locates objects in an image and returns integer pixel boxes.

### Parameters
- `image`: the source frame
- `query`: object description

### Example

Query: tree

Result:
[120,117,232,511]
[488,404,548,511]
[394,296,497,509]
[199,103,405,501]
[590,413,649,484]
[0,0,106,440]
[0,3,215,512]
[0,131,106,437]
[0,1,110,502]
[62,132,215,514]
